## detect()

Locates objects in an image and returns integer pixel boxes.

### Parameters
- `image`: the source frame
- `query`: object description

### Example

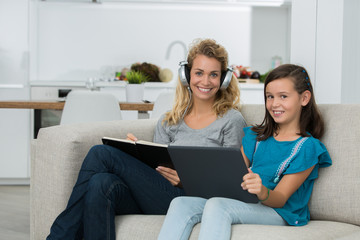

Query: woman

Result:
[47,38,247,240]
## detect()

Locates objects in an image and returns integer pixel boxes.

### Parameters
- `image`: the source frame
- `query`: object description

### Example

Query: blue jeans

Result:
[158,196,287,240]
[47,144,184,240]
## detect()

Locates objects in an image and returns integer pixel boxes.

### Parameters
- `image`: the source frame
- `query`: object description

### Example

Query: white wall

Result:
[251,6,291,74]
[30,1,252,83]
[341,0,360,103]
[290,0,317,82]
[315,0,344,103]
[291,0,360,104]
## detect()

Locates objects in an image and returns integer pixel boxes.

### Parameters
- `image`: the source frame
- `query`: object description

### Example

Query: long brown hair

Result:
[252,64,324,140]
[163,38,240,125]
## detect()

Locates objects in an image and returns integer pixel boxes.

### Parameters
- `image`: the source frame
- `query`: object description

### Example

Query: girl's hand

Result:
[241,168,264,197]
[156,166,181,187]
[126,133,138,142]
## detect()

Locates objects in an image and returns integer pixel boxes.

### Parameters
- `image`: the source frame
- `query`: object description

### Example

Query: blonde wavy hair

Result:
[163,38,241,126]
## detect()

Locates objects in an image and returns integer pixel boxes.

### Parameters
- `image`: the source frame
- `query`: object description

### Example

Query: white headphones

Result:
[178,61,233,90]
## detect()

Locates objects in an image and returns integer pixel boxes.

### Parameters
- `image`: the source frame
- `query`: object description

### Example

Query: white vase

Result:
[126,83,145,102]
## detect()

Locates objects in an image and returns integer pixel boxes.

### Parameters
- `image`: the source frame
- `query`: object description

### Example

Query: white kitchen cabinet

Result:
[0,0,30,183]
[0,88,31,183]
[238,83,264,105]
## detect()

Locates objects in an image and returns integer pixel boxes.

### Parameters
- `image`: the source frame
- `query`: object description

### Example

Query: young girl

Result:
[157,64,332,240]
[46,38,247,240]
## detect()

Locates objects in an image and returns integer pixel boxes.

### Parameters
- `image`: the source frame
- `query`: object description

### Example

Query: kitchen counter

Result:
[30,80,264,90]
[30,80,176,88]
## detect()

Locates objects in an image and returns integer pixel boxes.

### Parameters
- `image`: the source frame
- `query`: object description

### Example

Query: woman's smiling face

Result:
[189,54,221,102]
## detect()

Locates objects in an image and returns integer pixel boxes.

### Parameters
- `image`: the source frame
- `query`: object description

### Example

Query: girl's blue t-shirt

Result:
[242,127,332,226]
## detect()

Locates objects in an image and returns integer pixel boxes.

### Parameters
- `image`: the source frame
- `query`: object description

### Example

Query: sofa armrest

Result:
[30,119,158,240]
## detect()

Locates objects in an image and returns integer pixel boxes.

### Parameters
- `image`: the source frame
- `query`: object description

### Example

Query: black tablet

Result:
[168,145,259,203]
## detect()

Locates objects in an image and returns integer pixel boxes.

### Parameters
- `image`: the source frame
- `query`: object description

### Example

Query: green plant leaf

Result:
[126,71,150,84]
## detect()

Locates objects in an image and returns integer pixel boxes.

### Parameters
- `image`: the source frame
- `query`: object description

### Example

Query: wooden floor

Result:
[0,185,30,240]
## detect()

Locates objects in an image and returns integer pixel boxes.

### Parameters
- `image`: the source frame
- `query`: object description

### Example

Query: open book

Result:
[101,137,174,169]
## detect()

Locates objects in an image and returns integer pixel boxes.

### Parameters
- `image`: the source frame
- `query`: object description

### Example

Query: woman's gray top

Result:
[153,109,247,149]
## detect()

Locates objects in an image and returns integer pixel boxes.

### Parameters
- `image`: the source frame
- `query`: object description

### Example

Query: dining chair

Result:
[150,91,175,119]
[60,90,122,125]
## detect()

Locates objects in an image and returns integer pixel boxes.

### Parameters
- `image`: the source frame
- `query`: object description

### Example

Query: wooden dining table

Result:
[0,100,154,138]
[0,100,154,111]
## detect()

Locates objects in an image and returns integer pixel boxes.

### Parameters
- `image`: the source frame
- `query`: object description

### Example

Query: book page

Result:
[136,140,167,148]
[102,137,135,145]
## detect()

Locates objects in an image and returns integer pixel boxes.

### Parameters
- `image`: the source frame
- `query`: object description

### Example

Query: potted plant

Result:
[125,71,149,102]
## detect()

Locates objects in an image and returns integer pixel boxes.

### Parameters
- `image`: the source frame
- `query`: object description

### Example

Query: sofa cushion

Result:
[115,215,360,240]
[308,105,360,226]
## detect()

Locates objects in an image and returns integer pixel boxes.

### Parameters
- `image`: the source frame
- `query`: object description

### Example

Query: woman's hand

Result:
[156,166,181,187]
[241,168,267,200]
[126,133,138,142]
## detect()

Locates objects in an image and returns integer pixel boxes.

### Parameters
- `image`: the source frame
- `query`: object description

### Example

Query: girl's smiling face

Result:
[265,77,310,130]
[189,54,221,102]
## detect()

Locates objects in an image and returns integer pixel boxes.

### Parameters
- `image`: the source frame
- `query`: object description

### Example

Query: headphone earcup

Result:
[220,67,234,90]
[178,61,190,87]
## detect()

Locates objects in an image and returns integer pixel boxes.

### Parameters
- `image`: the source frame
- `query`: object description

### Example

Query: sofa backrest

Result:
[240,104,360,226]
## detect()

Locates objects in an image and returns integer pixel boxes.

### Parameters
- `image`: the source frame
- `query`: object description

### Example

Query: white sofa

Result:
[30,104,360,240]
